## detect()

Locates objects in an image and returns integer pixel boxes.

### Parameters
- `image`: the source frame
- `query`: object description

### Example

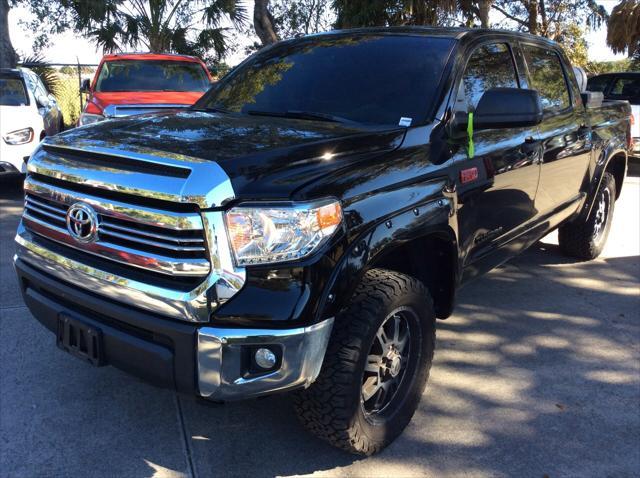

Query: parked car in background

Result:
[0,68,63,176]
[78,53,212,126]
[588,72,640,157]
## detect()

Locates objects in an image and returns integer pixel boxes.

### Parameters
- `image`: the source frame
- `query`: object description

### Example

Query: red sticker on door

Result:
[460,167,479,184]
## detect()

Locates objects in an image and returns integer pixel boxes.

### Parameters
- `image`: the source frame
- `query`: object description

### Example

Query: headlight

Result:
[225,200,342,266]
[78,112,105,126]
[3,127,33,145]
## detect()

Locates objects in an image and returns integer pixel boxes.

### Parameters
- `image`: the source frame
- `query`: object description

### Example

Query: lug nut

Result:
[254,348,277,369]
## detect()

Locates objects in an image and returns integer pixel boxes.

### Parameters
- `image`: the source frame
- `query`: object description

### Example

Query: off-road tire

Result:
[293,268,436,455]
[558,172,616,260]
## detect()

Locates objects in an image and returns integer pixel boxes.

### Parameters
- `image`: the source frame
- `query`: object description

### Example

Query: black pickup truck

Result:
[14,27,631,455]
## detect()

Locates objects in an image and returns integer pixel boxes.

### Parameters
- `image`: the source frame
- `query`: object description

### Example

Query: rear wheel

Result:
[293,269,435,455]
[558,172,616,260]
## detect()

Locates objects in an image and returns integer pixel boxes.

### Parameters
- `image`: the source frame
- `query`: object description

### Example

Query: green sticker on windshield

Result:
[467,112,474,159]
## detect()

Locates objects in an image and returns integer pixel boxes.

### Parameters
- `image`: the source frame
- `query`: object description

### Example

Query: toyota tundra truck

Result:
[14,28,631,455]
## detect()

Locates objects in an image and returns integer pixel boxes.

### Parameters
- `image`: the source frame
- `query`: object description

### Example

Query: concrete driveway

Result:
[1,171,638,478]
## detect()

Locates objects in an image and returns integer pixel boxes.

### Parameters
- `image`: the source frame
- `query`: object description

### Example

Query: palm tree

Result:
[73,0,248,61]
[19,54,61,96]
[606,0,640,59]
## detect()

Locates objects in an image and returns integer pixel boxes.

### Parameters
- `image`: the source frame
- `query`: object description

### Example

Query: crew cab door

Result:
[519,43,592,216]
[451,42,542,281]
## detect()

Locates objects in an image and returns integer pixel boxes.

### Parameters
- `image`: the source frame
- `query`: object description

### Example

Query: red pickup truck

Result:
[79,52,212,126]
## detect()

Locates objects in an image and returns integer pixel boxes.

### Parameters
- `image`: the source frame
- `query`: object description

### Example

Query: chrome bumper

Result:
[15,222,243,322]
[197,318,334,400]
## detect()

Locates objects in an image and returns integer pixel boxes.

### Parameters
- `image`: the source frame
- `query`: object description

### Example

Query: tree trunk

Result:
[254,0,279,46]
[527,0,538,35]
[0,0,18,68]
[539,0,549,36]
[478,0,492,28]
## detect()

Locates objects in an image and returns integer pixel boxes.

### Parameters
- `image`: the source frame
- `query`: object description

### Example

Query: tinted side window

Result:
[609,77,640,103]
[587,75,611,93]
[522,45,570,112]
[458,43,518,112]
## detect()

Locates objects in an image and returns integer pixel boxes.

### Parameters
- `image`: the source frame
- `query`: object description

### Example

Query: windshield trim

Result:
[194,33,458,127]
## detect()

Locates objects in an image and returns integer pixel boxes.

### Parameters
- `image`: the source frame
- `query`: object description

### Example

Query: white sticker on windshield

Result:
[399,117,412,127]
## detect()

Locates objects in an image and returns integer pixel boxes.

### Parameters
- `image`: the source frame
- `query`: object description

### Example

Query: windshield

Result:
[0,77,29,106]
[196,34,455,126]
[95,60,210,92]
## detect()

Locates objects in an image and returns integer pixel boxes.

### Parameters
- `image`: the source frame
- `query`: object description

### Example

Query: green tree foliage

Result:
[272,0,335,38]
[492,0,608,38]
[584,58,635,74]
[12,0,248,62]
[492,0,608,68]
[332,0,461,27]
[331,1,510,29]
[562,23,589,67]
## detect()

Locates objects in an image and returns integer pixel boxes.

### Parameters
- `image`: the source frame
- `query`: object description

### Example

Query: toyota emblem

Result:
[66,202,99,243]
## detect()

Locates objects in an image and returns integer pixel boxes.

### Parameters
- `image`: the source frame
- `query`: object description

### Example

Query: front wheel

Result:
[293,269,435,455]
[558,172,616,260]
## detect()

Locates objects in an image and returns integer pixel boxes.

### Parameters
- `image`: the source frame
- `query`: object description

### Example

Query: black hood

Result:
[56,110,405,200]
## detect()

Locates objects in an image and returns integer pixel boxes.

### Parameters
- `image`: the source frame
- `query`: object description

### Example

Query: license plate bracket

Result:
[56,315,104,366]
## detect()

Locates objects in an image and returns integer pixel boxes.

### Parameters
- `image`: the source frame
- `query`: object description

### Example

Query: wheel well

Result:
[606,153,626,199]
[369,233,457,319]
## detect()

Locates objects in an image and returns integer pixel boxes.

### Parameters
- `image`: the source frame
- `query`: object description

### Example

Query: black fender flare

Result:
[313,197,458,322]
[578,143,627,221]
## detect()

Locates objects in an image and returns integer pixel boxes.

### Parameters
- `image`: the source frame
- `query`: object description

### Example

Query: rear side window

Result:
[458,43,518,112]
[609,77,640,103]
[522,45,570,113]
[587,76,611,93]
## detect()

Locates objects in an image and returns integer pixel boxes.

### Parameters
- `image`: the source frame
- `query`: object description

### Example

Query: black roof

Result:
[0,68,23,79]
[310,26,558,47]
[589,72,640,79]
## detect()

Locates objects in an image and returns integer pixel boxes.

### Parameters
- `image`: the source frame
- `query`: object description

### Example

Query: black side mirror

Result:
[463,88,544,131]
[80,78,91,93]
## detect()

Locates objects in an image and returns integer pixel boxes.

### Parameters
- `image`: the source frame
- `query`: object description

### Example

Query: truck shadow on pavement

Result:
[175,249,639,478]
[1,175,639,477]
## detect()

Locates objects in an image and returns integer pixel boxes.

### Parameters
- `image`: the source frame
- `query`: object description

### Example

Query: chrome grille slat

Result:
[23,185,210,277]
[99,219,205,244]
[25,177,203,230]
[99,228,206,252]
[23,214,210,276]
[24,202,66,223]
[25,195,67,213]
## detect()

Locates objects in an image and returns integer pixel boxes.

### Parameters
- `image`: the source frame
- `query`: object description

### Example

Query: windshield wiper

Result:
[247,109,357,124]
[191,105,233,114]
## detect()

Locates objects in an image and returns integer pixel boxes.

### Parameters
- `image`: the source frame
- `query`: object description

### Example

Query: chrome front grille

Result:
[16,139,246,323]
[23,179,210,277]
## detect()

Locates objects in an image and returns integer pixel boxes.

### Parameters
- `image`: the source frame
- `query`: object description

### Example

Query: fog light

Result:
[254,348,277,369]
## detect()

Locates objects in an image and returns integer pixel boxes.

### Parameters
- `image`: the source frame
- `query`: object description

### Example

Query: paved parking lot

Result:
[1,169,639,478]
